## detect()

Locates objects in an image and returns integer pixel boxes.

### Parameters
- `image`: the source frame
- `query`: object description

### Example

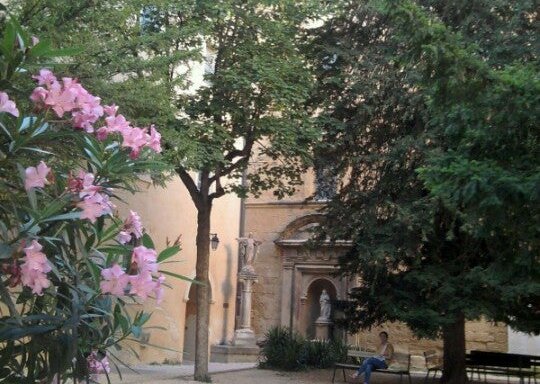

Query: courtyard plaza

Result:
[107,365,530,384]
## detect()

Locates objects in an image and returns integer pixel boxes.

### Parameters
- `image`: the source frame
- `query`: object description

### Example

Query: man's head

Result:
[379,331,389,343]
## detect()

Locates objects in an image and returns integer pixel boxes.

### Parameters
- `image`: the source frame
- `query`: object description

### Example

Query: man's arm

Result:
[385,344,394,360]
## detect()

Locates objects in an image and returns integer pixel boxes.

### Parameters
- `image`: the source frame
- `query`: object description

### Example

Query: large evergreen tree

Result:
[309,1,539,383]
[11,1,320,380]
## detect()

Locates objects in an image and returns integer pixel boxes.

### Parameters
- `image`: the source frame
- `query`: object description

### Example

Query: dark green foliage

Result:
[311,0,539,336]
[300,337,348,369]
[308,0,538,382]
[260,327,306,371]
[259,327,347,371]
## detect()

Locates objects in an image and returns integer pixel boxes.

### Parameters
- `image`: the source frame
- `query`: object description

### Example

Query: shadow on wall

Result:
[183,284,198,362]
[220,244,234,344]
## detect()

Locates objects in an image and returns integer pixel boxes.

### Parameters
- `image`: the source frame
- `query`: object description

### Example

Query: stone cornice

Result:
[274,239,352,248]
[245,200,326,208]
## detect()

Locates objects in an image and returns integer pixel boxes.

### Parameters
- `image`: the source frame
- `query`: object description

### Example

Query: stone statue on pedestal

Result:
[318,289,331,321]
[237,232,261,275]
[315,289,333,340]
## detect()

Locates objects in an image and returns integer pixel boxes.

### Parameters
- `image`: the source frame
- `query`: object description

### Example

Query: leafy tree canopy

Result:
[310,0,539,341]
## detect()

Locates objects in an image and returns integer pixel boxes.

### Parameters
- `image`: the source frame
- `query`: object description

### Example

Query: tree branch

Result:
[175,165,202,210]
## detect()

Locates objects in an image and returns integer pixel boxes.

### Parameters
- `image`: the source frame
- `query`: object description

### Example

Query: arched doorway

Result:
[304,278,337,339]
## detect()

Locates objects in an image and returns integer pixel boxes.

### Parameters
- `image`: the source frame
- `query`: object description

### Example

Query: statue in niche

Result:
[318,289,332,321]
[237,232,261,275]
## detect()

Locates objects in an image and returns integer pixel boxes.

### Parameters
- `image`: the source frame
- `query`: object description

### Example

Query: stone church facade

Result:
[243,169,509,360]
[119,165,529,366]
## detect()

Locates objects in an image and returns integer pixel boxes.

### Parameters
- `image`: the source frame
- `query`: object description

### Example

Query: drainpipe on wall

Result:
[234,169,248,330]
[290,264,295,331]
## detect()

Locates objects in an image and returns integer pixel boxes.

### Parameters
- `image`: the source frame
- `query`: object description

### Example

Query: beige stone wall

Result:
[465,320,508,352]
[348,320,507,370]
[246,201,322,338]
[244,169,508,361]
[117,175,241,364]
[349,320,507,355]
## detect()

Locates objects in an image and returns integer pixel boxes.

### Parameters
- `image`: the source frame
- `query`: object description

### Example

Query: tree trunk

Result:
[441,313,468,384]
[194,202,212,381]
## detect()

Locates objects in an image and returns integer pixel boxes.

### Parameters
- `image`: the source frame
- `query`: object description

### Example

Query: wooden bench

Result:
[423,350,442,384]
[332,349,412,384]
[466,350,538,384]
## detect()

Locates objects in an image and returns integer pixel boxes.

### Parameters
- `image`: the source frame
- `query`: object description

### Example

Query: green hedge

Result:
[259,327,347,370]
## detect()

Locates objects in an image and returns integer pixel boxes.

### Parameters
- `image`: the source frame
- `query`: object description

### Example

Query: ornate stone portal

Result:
[274,215,353,340]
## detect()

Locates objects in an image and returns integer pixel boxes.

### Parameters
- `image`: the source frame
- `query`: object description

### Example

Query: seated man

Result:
[352,331,394,384]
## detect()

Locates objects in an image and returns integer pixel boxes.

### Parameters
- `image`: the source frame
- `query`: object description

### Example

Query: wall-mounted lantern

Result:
[210,233,220,251]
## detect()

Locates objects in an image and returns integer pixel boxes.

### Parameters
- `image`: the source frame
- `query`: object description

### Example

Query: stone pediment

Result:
[274,214,351,263]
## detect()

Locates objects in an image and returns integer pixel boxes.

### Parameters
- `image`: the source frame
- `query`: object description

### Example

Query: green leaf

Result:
[157,245,180,263]
[159,270,199,284]
[0,243,12,259]
[141,233,155,249]
[42,211,81,222]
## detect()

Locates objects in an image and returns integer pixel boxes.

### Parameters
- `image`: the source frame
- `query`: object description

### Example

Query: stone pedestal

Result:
[315,319,333,341]
[210,344,260,363]
[233,272,258,346]
[210,272,260,363]
[233,328,257,346]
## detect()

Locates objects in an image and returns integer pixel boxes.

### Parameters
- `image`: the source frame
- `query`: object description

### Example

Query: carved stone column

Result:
[232,272,258,346]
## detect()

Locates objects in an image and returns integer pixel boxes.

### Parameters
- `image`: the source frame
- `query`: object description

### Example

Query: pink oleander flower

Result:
[87,351,111,374]
[154,274,165,304]
[31,71,104,132]
[117,231,132,244]
[24,161,51,191]
[129,271,156,300]
[20,240,51,295]
[44,80,77,117]
[126,210,144,238]
[103,104,118,117]
[117,210,144,244]
[131,245,158,273]
[121,126,148,159]
[77,193,114,223]
[67,170,101,197]
[100,264,129,296]
[97,114,131,141]
[32,69,57,87]
[29,86,48,105]
[70,82,103,132]
[0,91,19,117]
[78,171,101,198]
[145,125,162,153]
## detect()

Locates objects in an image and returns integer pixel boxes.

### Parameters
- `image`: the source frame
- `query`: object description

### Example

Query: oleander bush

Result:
[0,18,184,383]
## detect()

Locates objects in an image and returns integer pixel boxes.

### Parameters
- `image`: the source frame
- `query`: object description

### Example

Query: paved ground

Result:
[107,366,409,384]
[108,362,256,383]
[108,365,419,384]
[107,365,523,384]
